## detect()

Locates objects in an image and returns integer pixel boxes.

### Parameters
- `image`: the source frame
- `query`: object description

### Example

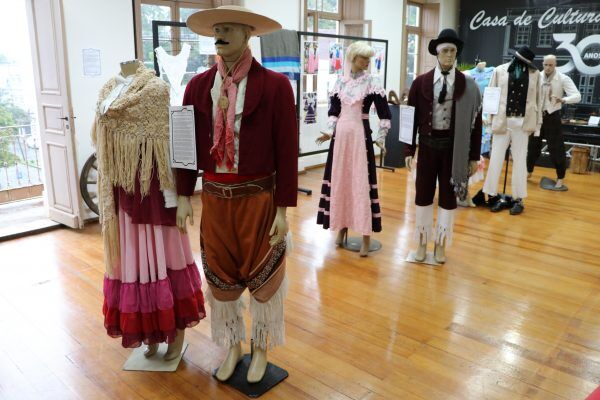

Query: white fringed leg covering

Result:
[205,288,246,347]
[250,276,288,350]
[415,205,434,244]
[435,207,455,246]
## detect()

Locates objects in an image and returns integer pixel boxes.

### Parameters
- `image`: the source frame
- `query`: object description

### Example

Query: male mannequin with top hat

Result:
[480,45,542,214]
[404,29,482,263]
[175,6,298,383]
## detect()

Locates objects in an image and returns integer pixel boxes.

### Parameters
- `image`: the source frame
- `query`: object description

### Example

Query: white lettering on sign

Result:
[469,10,509,30]
[469,7,600,31]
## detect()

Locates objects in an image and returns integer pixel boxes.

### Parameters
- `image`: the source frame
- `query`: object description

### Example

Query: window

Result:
[404,3,421,89]
[585,23,600,36]
[515,25,531,46]
[134,0,212,69]
[561,24,577,33]
[406,33,419,87]
[537,25,553,47]
[305,0,342,35]
[579,75,595,104]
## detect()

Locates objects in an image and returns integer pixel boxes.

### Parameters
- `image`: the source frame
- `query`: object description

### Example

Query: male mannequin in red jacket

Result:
[175,6,297,383]
[404,29,481,264]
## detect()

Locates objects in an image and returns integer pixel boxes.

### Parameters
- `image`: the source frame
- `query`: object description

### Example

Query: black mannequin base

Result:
[213,354,288,398]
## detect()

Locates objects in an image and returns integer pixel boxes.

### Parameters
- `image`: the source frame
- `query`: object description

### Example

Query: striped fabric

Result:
[260,29,301,80]
[262,56,301,80]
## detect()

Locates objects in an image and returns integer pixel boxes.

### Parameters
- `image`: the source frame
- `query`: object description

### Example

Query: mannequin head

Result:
[476,61,487,71]
[213,23,251,62]
[346,41,374,74]
[436,43,457,71]
[543,54,557,76]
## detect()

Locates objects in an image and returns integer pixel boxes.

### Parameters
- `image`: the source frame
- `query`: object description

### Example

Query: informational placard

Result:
[482,87,501,115]
[588,116,600,126]
[169,106,197,170]
[82,48,101,76]
[399,105,415,144]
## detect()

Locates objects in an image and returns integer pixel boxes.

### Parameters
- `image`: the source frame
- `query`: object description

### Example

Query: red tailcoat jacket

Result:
[405,68,482,161]
[175,59,298,207]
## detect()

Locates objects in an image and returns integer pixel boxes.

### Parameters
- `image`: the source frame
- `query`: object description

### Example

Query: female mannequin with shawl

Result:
[92,60,206,360]
[316,41,392,257]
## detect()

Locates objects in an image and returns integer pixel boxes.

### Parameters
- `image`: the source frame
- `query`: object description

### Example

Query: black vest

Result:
[506,67,529,117]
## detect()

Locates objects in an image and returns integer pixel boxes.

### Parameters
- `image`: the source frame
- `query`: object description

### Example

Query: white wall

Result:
[243,0,301,30]
[365,0,404,96]
[438,0,459,30]
[62,0,135,181]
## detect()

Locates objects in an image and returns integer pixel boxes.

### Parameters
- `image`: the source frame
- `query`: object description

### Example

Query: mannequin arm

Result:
[469,160,479,177]
[269,206,288,246]
[176,195,194,234]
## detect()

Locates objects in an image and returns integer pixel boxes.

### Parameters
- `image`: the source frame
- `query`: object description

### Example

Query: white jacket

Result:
[488,62,543,135]
[540,71,581,114]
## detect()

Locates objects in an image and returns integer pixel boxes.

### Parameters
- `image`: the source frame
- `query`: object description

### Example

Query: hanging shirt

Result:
[432,65,455,130]
[467,66,495,94]
[210,72,248,173]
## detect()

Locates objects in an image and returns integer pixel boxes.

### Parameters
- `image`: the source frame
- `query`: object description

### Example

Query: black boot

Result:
[487,194,501,208]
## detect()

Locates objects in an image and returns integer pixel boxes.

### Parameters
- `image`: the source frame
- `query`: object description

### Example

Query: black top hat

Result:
[508,46,537,69]
[428,29,464,56]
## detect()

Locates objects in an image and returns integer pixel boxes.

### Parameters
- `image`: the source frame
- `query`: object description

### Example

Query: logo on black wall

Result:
[555,33,600,74]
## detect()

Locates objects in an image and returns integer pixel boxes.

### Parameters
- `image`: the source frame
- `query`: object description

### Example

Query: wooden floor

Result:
[1,165,600,400]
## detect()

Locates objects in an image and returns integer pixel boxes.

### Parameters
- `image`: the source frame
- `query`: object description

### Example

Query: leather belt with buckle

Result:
[203,175,274,199]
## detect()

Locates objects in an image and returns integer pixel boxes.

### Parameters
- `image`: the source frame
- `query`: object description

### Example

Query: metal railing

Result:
[0,124,43,191]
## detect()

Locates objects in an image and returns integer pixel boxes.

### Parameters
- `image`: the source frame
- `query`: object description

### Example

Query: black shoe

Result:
[510,200,524,215]
[472,189,486,206]
[490,199,505,212]
[487,194,501,208]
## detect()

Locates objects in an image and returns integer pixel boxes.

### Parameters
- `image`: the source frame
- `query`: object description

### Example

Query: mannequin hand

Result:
[534,129,541,137]
[551,95,564,104]
[405,156,413,172]
[176,196,193,233]
[269,207,288,246]
[375,139,386,155]
[469,160,478,177]
[315,132,332,145]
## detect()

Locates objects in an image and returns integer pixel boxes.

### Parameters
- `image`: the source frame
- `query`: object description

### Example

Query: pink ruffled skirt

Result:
[103,207,206,348]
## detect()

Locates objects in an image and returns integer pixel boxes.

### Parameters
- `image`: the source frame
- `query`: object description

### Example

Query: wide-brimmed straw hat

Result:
[186,5,281,37]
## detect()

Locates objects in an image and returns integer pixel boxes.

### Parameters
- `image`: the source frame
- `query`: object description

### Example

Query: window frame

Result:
[304,0,344,34]
[134,0,212,60]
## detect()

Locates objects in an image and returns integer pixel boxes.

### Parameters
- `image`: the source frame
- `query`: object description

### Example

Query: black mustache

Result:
[215,39,230,45]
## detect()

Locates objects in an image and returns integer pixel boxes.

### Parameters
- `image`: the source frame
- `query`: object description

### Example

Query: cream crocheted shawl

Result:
[91,65,174,274]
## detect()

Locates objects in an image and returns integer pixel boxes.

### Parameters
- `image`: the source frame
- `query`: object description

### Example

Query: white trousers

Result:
[483,117,529,199]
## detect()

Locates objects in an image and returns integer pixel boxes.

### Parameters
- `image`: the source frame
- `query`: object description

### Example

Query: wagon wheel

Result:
[79,153,99,215]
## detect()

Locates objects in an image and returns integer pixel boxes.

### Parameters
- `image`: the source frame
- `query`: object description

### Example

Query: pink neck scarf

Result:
[210,47,253,171]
